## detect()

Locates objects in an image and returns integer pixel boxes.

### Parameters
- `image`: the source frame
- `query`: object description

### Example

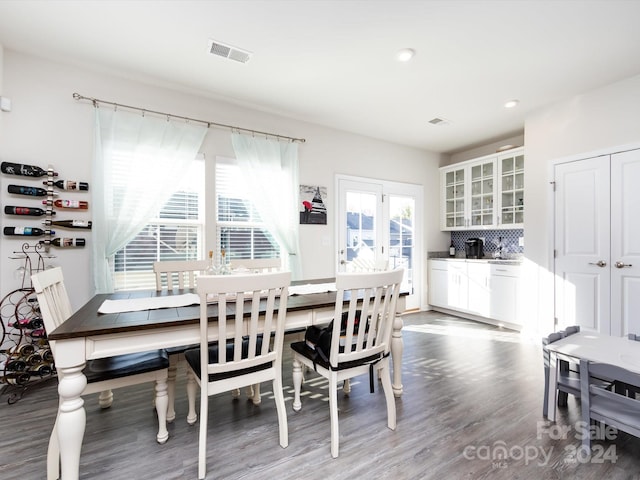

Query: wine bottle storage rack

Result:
[2,161,91,250]
[0,243,55,404]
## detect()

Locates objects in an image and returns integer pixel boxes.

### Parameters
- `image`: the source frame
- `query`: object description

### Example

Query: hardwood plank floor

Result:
[2,311,640,479]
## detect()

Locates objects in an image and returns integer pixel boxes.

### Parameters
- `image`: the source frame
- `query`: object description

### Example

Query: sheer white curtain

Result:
[231,133,302,280]
[93,108,208,293]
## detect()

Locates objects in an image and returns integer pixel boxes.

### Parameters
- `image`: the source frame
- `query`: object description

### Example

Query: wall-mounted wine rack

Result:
[2,161,91,251]
[0,243,55,404]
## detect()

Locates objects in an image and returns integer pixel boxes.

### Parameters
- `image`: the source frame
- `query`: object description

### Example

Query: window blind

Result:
[216,162,279,262]
[113,159,204,290]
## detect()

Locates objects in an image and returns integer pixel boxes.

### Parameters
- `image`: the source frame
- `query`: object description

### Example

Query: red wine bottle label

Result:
[4,206,53,216]
[44,180,89,191]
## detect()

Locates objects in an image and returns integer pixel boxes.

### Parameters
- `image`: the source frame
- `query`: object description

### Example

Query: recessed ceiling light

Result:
[504,99,519,109]
[396,48,415,62]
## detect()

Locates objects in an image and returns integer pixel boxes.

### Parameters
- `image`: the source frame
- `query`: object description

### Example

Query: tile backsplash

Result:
[450,229,524,257]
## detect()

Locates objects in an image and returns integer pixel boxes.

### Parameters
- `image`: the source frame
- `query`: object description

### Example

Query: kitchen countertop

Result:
[429,257,522,265]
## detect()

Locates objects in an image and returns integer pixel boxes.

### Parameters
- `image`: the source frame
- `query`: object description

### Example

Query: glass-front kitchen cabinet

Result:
[498,149,525,226]
[440,147,524,230]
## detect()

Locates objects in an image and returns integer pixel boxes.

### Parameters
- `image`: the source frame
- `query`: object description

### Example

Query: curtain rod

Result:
[72,92,306,143]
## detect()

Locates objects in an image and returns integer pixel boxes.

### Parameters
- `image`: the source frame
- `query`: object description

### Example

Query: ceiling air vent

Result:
[428,117,451,126]
[208,39,252,64]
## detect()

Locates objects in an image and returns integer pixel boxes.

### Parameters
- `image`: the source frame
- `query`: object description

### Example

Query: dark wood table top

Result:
[49,278,339,341]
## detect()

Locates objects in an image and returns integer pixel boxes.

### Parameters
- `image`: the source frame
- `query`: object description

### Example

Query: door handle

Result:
[588,260,607,267]
[615,261,633,269]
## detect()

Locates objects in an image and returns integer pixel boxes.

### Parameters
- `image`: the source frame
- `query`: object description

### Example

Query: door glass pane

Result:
[389,195,415,293]
[345,191,377,262]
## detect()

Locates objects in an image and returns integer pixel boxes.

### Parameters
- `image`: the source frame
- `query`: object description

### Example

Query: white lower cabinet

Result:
[428,259,522,328]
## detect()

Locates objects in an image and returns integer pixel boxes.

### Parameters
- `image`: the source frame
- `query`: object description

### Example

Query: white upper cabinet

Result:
[440,147,524,230]
[497,149,525,227]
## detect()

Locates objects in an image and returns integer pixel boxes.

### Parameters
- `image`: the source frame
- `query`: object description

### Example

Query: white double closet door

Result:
[554,148,640,335]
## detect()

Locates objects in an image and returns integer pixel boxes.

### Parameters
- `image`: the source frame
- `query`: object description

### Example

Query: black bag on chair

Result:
[304,310,363,362]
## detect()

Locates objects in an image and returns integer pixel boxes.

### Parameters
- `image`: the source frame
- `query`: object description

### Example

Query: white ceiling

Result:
[1,0,640,153]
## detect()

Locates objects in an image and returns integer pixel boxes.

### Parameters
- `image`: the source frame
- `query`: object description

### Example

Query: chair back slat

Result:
[153,260,208,291]
[329,269,404,367]
[196,272,291,379]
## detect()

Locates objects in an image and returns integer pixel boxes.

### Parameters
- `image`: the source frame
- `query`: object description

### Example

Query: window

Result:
[113,159,204,290]
[216,160,280,263]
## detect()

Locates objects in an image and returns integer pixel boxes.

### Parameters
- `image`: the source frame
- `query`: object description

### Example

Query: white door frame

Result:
[336,174,424,310]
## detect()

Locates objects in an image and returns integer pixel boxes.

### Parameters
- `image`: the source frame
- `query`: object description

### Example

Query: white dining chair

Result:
[31,267,170,480]
[228,257,281,272]
[153,259,208,290]
[291,268,404,457]
[184,271,291,479]
[227,257,282,399]
[153,260,207,424]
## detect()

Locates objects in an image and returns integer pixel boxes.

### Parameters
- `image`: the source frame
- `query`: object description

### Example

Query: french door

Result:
[336,175,423,310]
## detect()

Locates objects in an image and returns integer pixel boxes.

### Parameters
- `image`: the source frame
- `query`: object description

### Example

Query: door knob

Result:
[588,260,607,267]
[615,261,633,268]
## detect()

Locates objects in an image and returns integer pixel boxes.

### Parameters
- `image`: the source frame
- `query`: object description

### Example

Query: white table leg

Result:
[391,313,404,397]
[547,351,558,422]
[57,364,87,480]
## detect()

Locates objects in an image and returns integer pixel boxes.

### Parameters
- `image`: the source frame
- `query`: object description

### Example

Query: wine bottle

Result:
[25,328,47,339]
[5,358,27,371]
[3,226,54,237]
[13,343,36,356]
[37,348,54,363]
[449,241,456,257]
[2,372,31,386]
[4,206,54,217]
[9,317,44,329]
[8,184,51,197]
[43,179,89,191]
[205,250,217,275]
[29,363,53,377]
[1,161,57,178]
[24,352,43,366]
[43,219,92,230]
[40,237,86,247]
[42,199,89,209]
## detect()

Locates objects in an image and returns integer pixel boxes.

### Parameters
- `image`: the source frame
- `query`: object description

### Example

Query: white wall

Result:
[0,50,444,311]
[524,73,640,334]
[445,133,525,166]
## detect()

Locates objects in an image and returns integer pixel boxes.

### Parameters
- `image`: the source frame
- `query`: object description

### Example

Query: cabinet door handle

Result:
[588,260,607,267]
[615,261,633,269]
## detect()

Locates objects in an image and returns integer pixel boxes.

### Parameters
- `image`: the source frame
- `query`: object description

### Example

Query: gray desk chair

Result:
[579,359,640,456]
[291,268,404,457]
[542,326,582,418]
[32,267,169,480]
[153,260,207,424]
[184,271,291,479]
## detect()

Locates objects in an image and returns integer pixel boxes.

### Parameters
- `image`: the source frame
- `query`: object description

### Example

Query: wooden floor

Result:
[2,311,640,479]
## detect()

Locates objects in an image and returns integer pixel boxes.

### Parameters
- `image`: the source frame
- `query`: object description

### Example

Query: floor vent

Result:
[208,39,252,64]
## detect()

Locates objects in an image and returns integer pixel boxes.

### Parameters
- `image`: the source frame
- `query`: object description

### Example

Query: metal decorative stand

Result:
[0,243,56,404]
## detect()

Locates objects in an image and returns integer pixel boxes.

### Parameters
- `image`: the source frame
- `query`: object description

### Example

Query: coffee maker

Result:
[465,238,484,259]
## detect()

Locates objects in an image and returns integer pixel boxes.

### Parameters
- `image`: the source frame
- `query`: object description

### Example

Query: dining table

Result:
[545,331,640,422]
[47,277,407,480]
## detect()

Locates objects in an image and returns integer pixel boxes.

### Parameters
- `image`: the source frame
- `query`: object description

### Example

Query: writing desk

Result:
[545,331,640,422]
[47,280,406,480]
